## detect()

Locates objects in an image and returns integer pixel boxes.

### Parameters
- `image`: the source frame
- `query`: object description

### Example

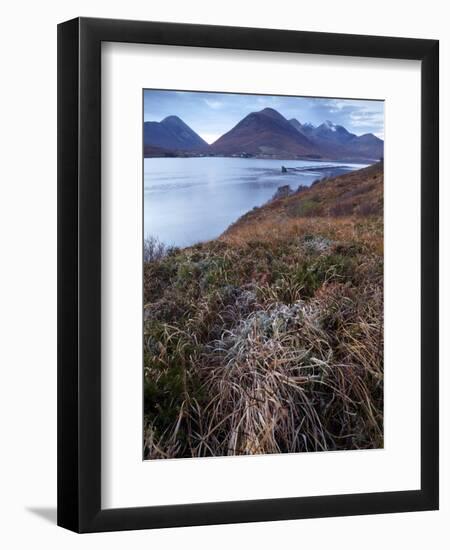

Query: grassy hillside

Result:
[224,162,383,241]
[143,163,384,459]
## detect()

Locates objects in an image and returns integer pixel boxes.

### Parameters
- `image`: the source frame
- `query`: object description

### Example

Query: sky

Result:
[144,90,384,144]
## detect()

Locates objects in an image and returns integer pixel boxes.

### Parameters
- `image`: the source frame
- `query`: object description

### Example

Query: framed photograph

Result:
[57,17,439,532]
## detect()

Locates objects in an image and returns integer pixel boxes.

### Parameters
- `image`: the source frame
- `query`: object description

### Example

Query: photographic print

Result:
[143,90,384,460]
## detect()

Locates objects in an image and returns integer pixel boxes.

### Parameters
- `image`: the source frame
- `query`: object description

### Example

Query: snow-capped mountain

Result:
[289,117,383,160]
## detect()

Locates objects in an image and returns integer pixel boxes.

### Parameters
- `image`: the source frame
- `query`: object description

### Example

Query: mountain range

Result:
[144,107,383,161]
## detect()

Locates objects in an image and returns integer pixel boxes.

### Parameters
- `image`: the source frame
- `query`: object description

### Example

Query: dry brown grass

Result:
[143,164,384,459]
[221,215,383,255]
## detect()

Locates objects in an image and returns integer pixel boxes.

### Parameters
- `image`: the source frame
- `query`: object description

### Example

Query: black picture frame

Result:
[57,17,439,533]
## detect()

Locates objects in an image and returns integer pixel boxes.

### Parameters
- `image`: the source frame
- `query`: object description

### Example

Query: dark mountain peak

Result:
[317,120,346,133]
[289,119,316,135]
[161,115,184,124]
[357,133,382,142]
[144,115,207,151]
[317,120,336,131]
[258,107,286,121]
[314,121,355,144]
[209,106,317,156]
[288,118,302,132]
[345,133,384,160]
[230,108,291,134]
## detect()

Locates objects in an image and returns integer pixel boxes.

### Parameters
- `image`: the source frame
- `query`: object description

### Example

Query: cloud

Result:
[204,98,223,109]
[350,110,384,127]
[322,99,355,113]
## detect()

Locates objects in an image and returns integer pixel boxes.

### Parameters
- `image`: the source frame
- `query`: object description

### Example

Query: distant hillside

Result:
[289,118,384,161]
[209,108,321,158]
[144,115,208,152]
[144,144,178,157]
[347,133,384,160]
[223,162,383,240]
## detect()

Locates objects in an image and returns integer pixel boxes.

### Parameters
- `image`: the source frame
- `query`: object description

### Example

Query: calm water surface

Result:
[144,157,367,248]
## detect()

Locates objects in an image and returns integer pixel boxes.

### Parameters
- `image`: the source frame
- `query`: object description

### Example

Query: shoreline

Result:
[144,153,380,164]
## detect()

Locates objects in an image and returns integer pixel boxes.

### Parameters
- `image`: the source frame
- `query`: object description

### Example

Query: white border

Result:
[101,42,421,509]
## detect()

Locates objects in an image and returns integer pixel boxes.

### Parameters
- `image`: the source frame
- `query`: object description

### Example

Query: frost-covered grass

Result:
[143,215,383,459]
